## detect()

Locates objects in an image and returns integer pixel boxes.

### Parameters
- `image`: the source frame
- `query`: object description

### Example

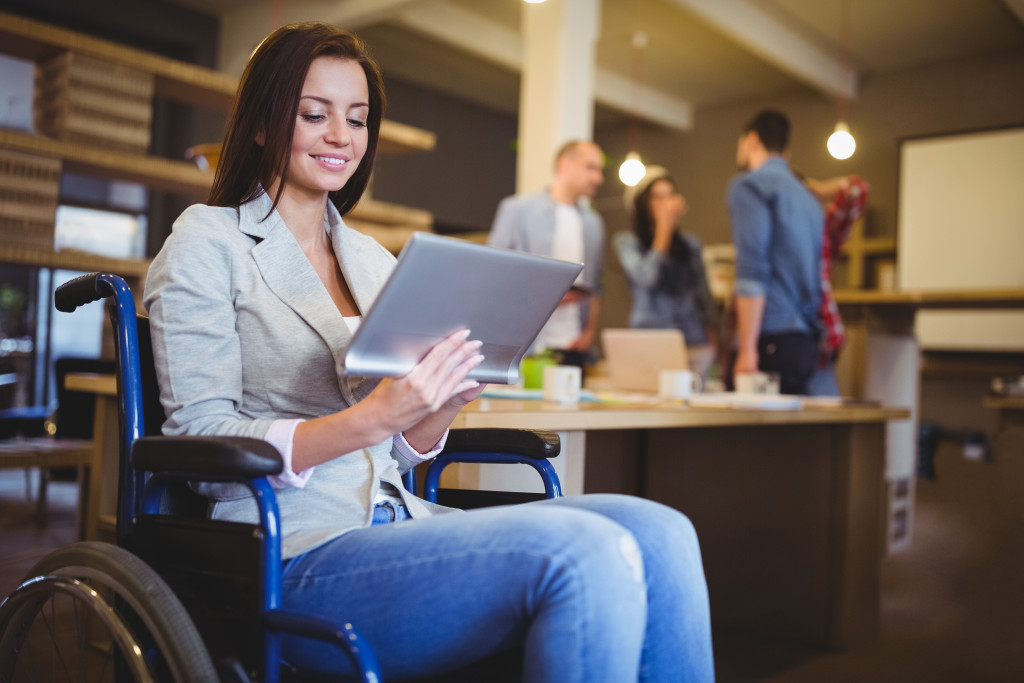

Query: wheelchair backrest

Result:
[56,272,270,677]
[56,273,147,545]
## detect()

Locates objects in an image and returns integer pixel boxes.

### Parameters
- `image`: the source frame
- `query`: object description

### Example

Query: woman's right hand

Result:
[361,329,484,438]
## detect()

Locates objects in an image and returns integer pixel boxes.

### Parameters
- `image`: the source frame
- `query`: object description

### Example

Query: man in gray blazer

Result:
[487,140,606,364]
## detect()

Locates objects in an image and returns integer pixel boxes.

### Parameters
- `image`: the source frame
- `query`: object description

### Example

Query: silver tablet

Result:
[344,232,583,384]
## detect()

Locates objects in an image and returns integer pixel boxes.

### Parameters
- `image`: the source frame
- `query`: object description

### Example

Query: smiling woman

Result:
[143,21,713,681]
[279,58,369,203]
[208,23,385,219]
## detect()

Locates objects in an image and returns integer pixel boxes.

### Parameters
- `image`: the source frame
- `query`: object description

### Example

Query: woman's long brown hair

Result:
[208,22,386,218]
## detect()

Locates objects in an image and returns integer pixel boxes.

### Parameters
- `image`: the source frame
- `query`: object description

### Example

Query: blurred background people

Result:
[803,174,871,396]
[488,140,606,371]
[615,166,718,379]
[727,109,823,395]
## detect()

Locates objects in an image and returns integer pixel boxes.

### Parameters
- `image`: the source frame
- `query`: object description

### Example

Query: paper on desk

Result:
[479,386,605,403]
[687,392,803,410]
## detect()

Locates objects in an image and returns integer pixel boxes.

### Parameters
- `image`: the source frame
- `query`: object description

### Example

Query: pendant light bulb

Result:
[827,121,856,160]
[619,152,647,187]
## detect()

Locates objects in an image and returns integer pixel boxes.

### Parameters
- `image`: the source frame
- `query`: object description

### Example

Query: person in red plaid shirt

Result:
[803,175,870,396]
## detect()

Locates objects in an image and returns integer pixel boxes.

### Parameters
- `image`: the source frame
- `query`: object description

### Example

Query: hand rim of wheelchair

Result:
[0,541,218,682]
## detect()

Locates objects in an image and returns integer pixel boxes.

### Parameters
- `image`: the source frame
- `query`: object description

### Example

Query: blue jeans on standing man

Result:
[279,493,715,682]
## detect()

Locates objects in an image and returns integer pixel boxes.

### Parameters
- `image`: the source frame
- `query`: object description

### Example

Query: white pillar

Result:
[516,0,601,194]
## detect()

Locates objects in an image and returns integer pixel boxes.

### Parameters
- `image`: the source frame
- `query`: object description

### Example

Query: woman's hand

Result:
[651,195,686,253]
[361,329,484,438]
[447,381,487,409]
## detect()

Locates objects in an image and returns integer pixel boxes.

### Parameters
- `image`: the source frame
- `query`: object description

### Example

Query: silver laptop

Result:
[344,232,583,384]
[601,328,689,392]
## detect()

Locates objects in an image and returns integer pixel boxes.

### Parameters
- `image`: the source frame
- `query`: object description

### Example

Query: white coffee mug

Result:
[543,365,582,404]
[735,371,780,395]
[658,369,702,400]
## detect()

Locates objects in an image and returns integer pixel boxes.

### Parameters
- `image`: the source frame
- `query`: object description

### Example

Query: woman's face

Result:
[280,56,370,202]
[647,178,687,223]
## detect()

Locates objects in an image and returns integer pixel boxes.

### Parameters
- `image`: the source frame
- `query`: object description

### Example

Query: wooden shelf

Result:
[854,236,897,254]
[1,128,210,197]
[1,128,434,256]
[2,128,431,224]
[0,243,150,278]
[1,9,438,272]
[0,128,434,261]
[834,288,1024,309]
[0,10,436,155]
[837,216,896,289]
[379,120,436,155]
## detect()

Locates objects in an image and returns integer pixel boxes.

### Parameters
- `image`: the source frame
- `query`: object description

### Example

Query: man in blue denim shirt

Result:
[728,110,823,394]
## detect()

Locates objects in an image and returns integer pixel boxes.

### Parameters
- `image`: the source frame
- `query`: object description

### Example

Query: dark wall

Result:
[592,48,1024,335]
[597,48,1024,254]
[372,77,518,234]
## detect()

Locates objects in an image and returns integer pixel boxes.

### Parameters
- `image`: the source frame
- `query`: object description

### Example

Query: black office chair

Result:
[0,272,562,682]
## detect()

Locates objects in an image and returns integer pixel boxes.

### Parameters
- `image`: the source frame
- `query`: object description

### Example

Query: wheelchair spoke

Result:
[41,595,75,682]
[2,543,216,682]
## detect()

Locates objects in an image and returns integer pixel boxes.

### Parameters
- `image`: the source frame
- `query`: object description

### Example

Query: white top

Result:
[534,204,584,351]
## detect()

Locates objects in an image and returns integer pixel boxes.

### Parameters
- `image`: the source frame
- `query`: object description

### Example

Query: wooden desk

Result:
[834,288,1024,552]
[983,395,1024,433]
[65,369,907,649]
[0,436,92,531]
[451,397,908,649]
[64,372,117,543]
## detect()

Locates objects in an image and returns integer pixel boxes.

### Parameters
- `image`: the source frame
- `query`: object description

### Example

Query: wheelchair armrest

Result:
[131,435,283,481]
[442,428,560,459]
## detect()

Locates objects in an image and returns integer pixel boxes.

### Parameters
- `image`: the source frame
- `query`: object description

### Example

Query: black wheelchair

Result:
[0,272,563,682]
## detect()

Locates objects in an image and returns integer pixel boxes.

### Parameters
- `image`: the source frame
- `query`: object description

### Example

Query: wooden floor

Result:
[1,432,1023,681]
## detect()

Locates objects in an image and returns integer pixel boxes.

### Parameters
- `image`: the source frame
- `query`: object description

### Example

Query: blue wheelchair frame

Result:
[56,272,562,682]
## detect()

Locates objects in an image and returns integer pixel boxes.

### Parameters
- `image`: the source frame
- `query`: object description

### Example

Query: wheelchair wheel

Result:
[0,541,218,682]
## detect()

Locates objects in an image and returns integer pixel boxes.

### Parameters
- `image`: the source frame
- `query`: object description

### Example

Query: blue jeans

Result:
[806,361,841,397]
[280,494,714,682]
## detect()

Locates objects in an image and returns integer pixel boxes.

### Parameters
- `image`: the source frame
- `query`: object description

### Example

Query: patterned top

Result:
[818,176,870,366]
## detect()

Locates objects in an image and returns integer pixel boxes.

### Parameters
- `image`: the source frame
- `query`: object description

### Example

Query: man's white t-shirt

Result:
[533,203,585,352]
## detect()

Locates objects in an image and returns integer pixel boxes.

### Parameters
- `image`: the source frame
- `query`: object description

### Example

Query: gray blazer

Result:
[144,192,453,559]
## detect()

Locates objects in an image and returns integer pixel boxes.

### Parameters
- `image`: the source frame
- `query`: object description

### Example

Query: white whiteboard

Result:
[897,127,1024,351]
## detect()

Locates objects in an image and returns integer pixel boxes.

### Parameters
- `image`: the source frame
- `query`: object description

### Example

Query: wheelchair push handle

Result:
[55,272,116,312]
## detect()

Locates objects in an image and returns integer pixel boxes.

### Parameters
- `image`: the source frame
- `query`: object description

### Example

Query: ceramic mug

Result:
[543,365,582,404]
[658,369,703,400]
[735,371,781,395]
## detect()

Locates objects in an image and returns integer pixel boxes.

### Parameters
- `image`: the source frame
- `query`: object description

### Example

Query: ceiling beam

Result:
[395,1,694,130]
[595,69,694,130]
[216,0,694,129]
[329,0,426,30]
[217,0,424,74]
[1001,0,1024,25]
[665,0,858,101]
[395,2,522,71]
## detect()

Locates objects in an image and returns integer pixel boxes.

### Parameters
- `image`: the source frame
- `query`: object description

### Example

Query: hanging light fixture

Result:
[619,31,648,187]
[828,122,856,160]
[619,152,647,186]
[828,0,856,160]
